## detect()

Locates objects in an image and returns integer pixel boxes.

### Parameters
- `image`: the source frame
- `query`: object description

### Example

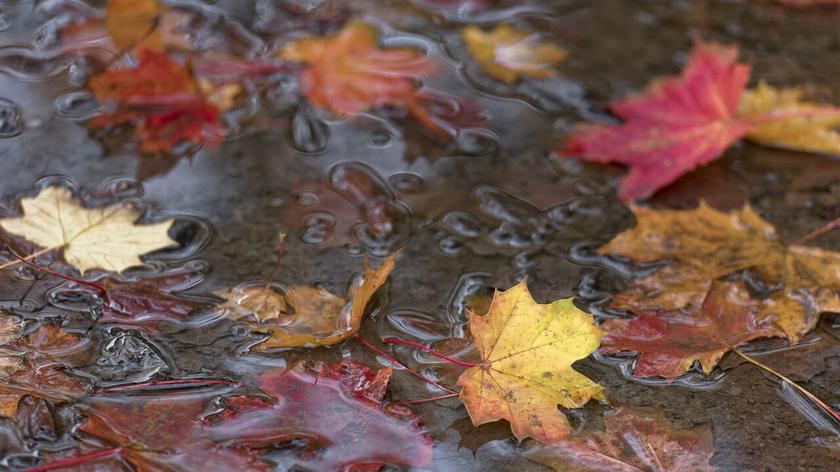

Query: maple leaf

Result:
[88,48,226,154]
[462,24,568,84]
[525,406,717,472]
[561,42,753,200]
[278,21,435,115]
[218,255,395,349]
[600,281,784,378]
[598,202,840,342]
[456,280,605,444]
[106,0,163,51]
[0,186,175,273]
[738,81,840,156]
[203,360,433,470]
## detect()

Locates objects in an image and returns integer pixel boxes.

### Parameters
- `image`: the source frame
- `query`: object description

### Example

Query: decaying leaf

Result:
[599,202,840,342]
[279,21,435,115]
[218,255,395,349]
[601,282,784,378]
[739,81,840,156]
[525,406,717,472]
[88,48,226,154]
[457,280,605,444]
[0,186,175,274]
[106,0,162,51]
[462,24,568,83]
[0,312,23,346]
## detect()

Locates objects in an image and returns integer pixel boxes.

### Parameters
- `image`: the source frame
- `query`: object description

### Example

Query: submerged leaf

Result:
[0,186,175,273]
[525,407,716,472]
[106,0,162,51]
[462,24,567,83]
[457,280,605,444]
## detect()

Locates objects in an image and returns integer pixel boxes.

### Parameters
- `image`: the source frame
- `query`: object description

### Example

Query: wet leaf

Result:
[599,202,840,342]
[203,360,433,470]
[462,24,568,84]
[561,42,752,200]
[106,0,163,51]
[278,21,435,115]
[0,186,175,273]
[88,48,226,154]
[601,282,784,378]
[97,270,206,323]
[218,255,395,349]
[525,406,716,472]
[738,81,840,156]
[0,312,23,346]
[457,280,605,444]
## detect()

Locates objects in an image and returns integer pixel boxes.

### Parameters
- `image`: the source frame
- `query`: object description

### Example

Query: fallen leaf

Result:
[106,0,162,51]
[599,202,840,342]
[278,21,435,115]
[88,48,226,154]
[456,279,605,444]
[218,255,395,349]
[561,42,753,200]
[203,360,433,470]
[0,186,175,273]
[0,312,23,346]
[462,24,568,84]
[601,282,783,378]
[525,406,716,472]
[738,81,840,156]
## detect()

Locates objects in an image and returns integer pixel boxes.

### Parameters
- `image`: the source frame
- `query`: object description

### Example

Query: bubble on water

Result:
[389,173,424,194]
[437,235,464,256]
[294,191,319,207]
[301,212,336,245]
[369,128,392,147]
[442,211,483,238]
[55,91,101,121]
[0,98,23,138]
[290,105,329,154]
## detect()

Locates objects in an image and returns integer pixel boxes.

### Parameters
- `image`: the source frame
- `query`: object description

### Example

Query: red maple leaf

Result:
[599,282,784,379]
[88,48,225,154]
[560,42,753,200]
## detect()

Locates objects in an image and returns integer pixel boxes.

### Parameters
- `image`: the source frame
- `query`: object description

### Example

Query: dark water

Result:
[1,1,840,471]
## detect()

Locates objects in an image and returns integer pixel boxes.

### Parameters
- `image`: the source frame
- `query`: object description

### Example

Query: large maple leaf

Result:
[456,280,605,444]
[525,406,717,472]
[88,48,225,154]
[278,21,435,115]
[600,281,784,378]
[598,202,840,342]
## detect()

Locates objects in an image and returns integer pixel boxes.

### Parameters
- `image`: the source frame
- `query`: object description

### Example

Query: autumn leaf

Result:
[600,281,784,378]
[462,24,568,83]
[599,202,840,342]
[89,48,226,154]
[456,279,605,444]
[738,81,840,156]
[561,41,840,200]
[0,186,175,274]
[218,255,395,349]
[278,21,435,115]
[525,406,717,472]
[203,360,433,470]
[106,0,163,51]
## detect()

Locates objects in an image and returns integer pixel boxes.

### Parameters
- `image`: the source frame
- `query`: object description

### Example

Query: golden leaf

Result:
[739,81,840,156]
[456,280,605,444]
[462,24,567,84]
[0,186,175,273]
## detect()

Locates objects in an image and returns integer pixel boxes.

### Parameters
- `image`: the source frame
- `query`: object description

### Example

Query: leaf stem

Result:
[733,348,840,423]
[744,107,840,124]
[395,392,460,405]
[5,247,108,298]
[0,246,57,270]
[384,338,479,367]
[354,335,457,394]
[793,216,840,245]
[24,447,123,472]
[100,378,238,393]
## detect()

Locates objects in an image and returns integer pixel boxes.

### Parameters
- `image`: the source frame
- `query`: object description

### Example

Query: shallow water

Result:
[1,1,840,471]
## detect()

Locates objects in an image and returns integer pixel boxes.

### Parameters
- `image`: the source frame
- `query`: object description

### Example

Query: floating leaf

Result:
[457,280,605,443]
[279,21,435,115]
[525,406,716,472]
[218,255,395,349]
[0,187,175,274]
[462,24,567,83]
[106,0,163,51]
[599,202,840,342]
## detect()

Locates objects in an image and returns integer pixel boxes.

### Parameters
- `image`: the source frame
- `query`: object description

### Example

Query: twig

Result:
[385,338,478,367]
[354,335,457,394]
[101,378,238,393]
[0,246,57,270]
[395,392,460,405]
[793,216,840,245]
[6,246,108,298]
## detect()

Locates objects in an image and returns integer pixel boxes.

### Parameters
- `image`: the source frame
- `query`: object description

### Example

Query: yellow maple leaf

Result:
[0,186,175,273]
[462,24,568,84]
[599,202,840,341]
[456,280,605,444]
[218,255,395,349]
[738,81,840,156]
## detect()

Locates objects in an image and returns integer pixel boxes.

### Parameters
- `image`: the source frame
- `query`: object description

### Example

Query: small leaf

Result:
[457,279,605,444]
[462,24,567,84]
[0,186,175,273]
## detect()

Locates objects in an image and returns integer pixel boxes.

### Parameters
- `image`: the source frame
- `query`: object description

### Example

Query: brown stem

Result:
[395,392,460,405]
[734,348,840,423]
[793,216,840,245]
[384,338,479,367]
[0,246,57,271]
[6,247,108,298]
[101,378,238,393]
[354,335,457,394]
[24,447,123,472]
